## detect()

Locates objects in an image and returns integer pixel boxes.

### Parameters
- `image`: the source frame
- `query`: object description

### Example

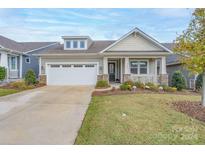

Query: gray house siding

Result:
[22,55,39,78]
[167,64,195,89]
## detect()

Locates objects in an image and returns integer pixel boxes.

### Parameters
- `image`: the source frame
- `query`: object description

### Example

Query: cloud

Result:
[153,8,193,18]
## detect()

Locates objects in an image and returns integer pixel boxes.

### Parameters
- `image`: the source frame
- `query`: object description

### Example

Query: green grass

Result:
[75,94,205,144]
[0,88,20,97]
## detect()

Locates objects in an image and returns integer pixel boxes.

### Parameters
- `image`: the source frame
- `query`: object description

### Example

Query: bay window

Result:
[130,60,148,75]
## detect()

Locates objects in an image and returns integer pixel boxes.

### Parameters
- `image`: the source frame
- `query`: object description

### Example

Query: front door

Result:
[108,63,115,82]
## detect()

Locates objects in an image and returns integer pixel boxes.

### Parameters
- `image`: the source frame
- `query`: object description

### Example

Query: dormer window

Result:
[80,41,85,48]
[73,41,78,48]
[66,41,71,48]
[64,40,87,50]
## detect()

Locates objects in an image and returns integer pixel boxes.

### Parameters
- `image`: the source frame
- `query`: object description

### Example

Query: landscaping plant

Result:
[95,80,110,88]
[171,71,186,91]
[195,74,203,91]
[24,69,36,85]
[0,66,6,81]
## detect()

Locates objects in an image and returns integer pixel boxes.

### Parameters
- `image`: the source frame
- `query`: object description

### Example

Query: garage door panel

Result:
[47,64,97,85]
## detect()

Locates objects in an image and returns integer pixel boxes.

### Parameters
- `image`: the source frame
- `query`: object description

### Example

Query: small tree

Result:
[195,74,203,91]
[0,66,6,81]
[171,71,186,91]
[24,69,36,85]
[174,9,205,106]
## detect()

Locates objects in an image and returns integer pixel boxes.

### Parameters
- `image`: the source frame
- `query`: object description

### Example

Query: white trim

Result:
[129,59,149,75]
[19,55,23,78]
[24,42,58,54]
[100,27,173,53]
[39,57,42,75]
[45,61,99,75]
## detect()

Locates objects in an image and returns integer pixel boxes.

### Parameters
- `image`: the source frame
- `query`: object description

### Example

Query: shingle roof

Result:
[37,40,116,54]
[0,35,57,53]
[161,43,182,65]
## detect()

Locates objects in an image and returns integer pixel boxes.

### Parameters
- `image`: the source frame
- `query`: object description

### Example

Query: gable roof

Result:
[0,35,57,53]
[100,27,173,53]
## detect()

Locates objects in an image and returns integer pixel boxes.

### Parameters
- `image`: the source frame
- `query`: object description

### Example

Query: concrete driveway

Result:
[0,86,93,144]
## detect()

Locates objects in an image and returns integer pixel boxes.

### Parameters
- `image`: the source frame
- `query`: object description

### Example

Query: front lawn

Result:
[75,94,205,144]
[0,88,20,97]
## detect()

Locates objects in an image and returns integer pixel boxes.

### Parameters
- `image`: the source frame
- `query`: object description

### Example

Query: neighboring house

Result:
[164,43,197,89]
[34,27,172,86]
[0,35,58,81]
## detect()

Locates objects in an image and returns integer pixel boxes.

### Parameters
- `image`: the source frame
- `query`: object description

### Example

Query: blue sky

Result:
[0,8,194,43]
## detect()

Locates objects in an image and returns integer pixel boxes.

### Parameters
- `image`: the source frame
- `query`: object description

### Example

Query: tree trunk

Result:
[202,72,205,106]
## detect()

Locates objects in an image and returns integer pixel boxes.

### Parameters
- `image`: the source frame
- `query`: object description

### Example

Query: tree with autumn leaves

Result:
[174,8,205,106]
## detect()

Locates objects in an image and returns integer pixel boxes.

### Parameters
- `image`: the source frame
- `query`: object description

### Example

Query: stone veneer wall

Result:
[39,75,47,84]
[123,74,131,82]
[97,74,109,81]
[159,74,168,85]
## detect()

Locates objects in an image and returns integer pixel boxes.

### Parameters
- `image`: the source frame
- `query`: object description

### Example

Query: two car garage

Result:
[46,63,98,85]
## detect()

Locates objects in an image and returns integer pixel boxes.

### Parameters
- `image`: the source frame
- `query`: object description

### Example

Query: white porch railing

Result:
[8,70,19,79]
[130,74,158,84]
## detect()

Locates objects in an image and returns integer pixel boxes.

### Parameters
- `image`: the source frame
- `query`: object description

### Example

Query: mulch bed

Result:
[0,83,46,90]
[92,88,200,96]
[172,101,205,123]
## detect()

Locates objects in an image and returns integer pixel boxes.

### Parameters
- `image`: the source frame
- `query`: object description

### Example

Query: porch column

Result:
[159,56,168,85]
[160,56,166,74]
[98,57,109,82]
[123,57,131,82]
[154,59,158,83]
[124,57,130,74]
[103,57,108,74]
[19,55,22,78]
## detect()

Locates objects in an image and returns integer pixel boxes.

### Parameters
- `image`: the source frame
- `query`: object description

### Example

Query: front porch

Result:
[98,56,168,85]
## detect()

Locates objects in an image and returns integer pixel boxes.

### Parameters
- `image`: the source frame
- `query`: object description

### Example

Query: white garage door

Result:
[47,63,97,85]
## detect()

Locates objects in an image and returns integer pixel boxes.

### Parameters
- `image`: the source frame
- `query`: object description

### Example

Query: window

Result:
[73,41,78,48]
[66,41,71,48]
[80,41,85,48]
[74,64,83,68]
[50,64,60,68]
[25,57,30,63]
[139,61,147,74]
[130,60,148,75]
[62,64,71,68]
[85,64,95,67]
[10,56,17,70]
[130,61,138,74]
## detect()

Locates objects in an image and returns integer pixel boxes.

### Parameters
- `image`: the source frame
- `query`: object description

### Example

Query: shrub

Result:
[123,80,134,86]
[162,85,177,92]
[195,74,203,91]
[96,80,109,88]
[171,71,186,91]
[24,69,36,85]
[145,82,159,91]
[9,81,34,90]
[134,81,145,89]
[120,83,132,91]
[0,66,6,81]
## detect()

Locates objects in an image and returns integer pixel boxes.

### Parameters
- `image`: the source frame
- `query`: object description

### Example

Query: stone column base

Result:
[123,74,131,82]
[97,74,109,81]
[159,74,168,85]
[39,75,47,84]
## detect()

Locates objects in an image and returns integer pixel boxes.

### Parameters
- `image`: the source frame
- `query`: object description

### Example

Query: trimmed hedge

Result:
[0,66,6,81]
